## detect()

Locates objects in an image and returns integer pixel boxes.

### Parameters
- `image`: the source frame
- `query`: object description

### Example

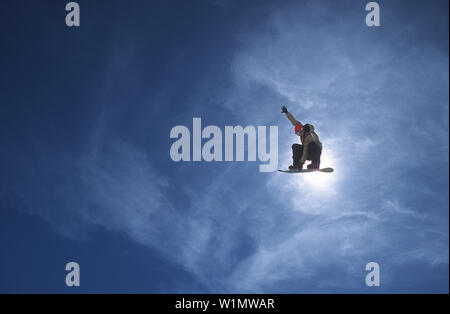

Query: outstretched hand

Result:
[281,106,288,114]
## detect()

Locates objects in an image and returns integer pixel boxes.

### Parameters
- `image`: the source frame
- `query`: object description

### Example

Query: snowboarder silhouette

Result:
[281,106,322,171]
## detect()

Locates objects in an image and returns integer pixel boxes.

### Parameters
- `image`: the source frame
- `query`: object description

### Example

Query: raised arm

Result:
[281,106,301,126]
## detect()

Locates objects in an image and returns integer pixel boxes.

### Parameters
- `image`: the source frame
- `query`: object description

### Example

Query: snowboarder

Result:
[281,105,322,171]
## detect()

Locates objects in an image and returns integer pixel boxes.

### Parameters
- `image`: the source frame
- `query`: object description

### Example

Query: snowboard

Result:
[278,167,334,173]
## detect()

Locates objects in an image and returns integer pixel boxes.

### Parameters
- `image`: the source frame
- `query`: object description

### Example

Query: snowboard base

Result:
[278,167,334,173]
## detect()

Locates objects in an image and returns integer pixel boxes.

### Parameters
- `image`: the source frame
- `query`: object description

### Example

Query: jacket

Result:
[298,124,322,164]
[286,112,322,164]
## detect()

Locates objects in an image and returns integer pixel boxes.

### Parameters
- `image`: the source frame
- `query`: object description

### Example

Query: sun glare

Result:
[296,149,339,192]
[303,172,334,191]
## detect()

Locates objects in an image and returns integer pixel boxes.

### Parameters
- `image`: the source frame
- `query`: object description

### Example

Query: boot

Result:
[307,163,320,170]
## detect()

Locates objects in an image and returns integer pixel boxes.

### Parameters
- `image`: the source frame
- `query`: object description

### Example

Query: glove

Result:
[281,106,288,114]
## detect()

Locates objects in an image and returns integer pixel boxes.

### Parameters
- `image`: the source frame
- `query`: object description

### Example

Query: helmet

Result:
[303,124,311,133]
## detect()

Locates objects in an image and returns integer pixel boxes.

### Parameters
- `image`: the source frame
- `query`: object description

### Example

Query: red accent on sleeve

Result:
[294,124,303,136]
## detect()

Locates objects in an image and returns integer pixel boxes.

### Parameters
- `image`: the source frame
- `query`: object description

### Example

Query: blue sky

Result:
[0,0,448,293]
